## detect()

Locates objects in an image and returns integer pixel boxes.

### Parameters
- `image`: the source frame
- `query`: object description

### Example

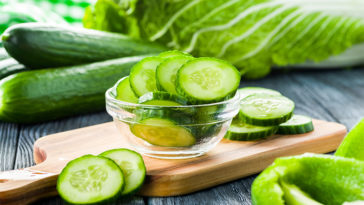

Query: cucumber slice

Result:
[131,118,196,147]
[277,115,314,135]
[238,87,281,99]
[57,155,124,204]
[176,58,240,103]
[156,55,194,94]
[239,94,294,126]
[224,121,278,141]
[100,149,146,196]
[129,56,163,96]
[138,92,189,106]
[158,50,192,58]
[115,77,138,103]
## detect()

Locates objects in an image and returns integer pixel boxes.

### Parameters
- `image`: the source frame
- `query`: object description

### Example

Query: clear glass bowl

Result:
[105,87,240,159]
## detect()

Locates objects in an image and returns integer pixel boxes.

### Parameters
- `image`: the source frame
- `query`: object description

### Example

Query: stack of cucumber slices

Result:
[224,87,314,141]
[57,148,146,204]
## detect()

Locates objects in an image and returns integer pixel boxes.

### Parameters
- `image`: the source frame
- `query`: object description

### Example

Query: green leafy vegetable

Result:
[84,0,364,79]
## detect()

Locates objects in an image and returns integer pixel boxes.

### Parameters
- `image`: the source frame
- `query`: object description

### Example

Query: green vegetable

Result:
[138,92,189,106]
[0,48,9,60]
[84,0,364,79]
[0,58,27,79]
[335,118,364,161]
[115,77,138,103]
[2,23,167,68]
[238,87,281,99]
[100,149,146,196]
[0,56,147,123]
[57,155,125,204]
[176,58,240,104]
[224,121,278,141]
[158,50,192,58]
[277,115,314,135]
[251,154,364,205]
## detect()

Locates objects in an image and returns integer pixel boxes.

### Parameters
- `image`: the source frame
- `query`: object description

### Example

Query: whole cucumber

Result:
[0,56,147,123]
[0,58,27,79]
[2,23,167,68]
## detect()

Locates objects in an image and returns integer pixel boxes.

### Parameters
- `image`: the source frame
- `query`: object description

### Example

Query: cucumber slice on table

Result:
[156,55,194,93]
[100,149,146,196]
[115,76,138,103]
[224,121,278,141]
[238,87,281,99]
[57,155,124,204]
[138,92,189,106]
[129,56,163,96]
[239,94,294,126]
[158,50,192,58]
[176,58,240,103]
[131,118,196,147]
[277,115,314,135]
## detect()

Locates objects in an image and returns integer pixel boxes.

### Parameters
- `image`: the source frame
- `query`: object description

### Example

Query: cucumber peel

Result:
[224,121,278,141]
[277,115,314,135]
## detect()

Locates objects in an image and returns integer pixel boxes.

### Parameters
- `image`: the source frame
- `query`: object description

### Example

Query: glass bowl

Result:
[105,86,240,159]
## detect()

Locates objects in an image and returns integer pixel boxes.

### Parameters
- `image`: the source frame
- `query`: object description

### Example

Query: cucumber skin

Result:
[224,126,278,141]
[239,111,293,126]
[0,58,27,79]
[0,56,146,123]
[2,23,168,68]
[277,122,314,135]
[57,155,124,205]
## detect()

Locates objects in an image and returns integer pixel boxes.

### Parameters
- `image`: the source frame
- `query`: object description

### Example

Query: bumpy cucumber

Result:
[131,118,196,147]
[100,149,146,196]
[156,55,194,94]
[176,58,240,104]
[277,115,314,135]
[239,94,294,126]
[158,50,192,58]
[0,56,145,123]
[2,23,167,68]
[138,92,189,106]
[115,76,138,103]
[129,56,163,96]
[224,121,278,141]
[0,58,27,79]
[57,155,124,204]
[238,87,281,99]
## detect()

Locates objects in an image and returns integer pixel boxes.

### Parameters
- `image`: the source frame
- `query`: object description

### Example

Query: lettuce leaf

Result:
[84,0,364,79]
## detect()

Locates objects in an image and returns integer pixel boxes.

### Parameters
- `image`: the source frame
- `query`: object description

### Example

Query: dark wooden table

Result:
[1,68,364,205]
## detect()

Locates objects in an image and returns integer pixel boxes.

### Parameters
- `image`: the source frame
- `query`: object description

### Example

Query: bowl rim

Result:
[105,81,241,109]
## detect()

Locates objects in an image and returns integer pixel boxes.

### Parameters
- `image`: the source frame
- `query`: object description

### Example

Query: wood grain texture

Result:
[0,68,363,205]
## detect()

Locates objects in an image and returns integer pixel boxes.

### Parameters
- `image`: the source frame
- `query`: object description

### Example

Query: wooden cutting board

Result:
[0,119,346,205]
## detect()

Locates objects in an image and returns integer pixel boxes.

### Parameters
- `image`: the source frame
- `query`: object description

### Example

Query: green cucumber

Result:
[57,155,124,205]
[176,58,240,104]
[0,58,27,79]
[0,56,146,123]
[138,92,189,106]
[277,115,314,135]
[129,57,164,97]
[131,118,196,147]
[239,94,294,126]
[156,55,194,94]
[224,121,278,141]
[2,23,167,68]
[115,76,138,104]
[238,87,281,99]
[100,149,146,196]
[158,50,192,58]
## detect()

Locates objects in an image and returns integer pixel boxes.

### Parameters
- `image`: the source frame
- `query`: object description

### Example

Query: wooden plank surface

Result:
[1,68,363,205]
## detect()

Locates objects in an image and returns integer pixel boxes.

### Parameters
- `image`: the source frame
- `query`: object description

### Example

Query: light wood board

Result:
[0,119,346,204]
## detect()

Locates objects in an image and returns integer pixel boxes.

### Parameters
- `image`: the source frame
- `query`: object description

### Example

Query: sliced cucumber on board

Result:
[239,94,294,126]
[138,92,189,106]
[277,115,314,135]
[224,121,278,141]
[238,87,281,99]
[176,58,240,104]
[131,118,196,147]
[115,77,138,103]
[100,149,146,196]
[158,50,192,58]
[57,155,124,205]
[156,55,194,94]
[129,57,163,97]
